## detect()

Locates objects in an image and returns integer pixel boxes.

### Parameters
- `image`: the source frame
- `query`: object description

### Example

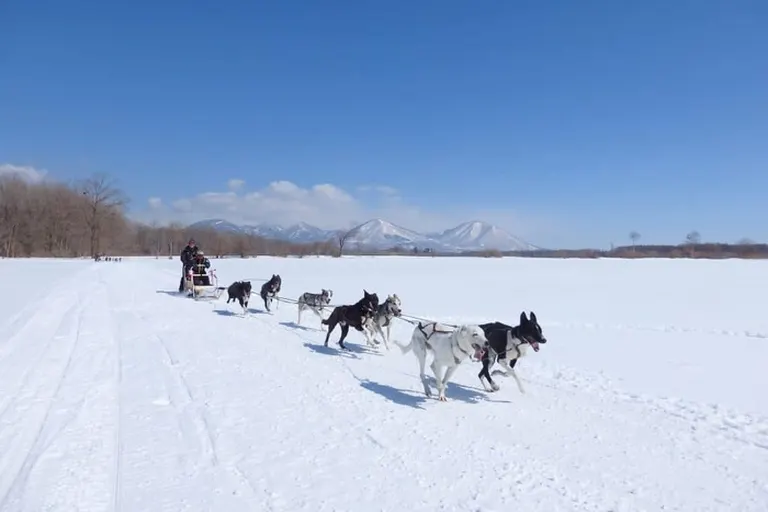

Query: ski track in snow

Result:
[0,256,767,511]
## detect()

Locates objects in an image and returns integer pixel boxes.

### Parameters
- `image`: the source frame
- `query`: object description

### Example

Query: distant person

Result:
[190,251,211,286]
[179,238,199,292]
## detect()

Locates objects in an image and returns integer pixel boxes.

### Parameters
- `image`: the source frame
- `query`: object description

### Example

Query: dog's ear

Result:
[530,311,537,323]
[520,311,528,324]
[363,289,369,296]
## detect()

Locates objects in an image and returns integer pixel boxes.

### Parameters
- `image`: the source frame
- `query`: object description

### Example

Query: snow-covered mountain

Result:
[433,220,535,251]
[345,219,453,252]
[188,219,244,234]
[188,219,336,244]
[187,218,535,252]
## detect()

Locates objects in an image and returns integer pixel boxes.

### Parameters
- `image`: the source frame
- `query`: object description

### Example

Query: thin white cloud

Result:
[358,184,399,196]
[148,197,163,208]
[172,198,193,212]
[132,178,542,239]
[227,179,245,191]
[0,163,47,183]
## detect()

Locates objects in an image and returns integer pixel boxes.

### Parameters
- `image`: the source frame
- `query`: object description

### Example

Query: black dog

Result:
[260,274,282,312]
[321,290,379,350]
[477,311,547,394]
[226,281,252,313]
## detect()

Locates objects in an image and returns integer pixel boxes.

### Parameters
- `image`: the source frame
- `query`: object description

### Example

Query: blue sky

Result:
[1,0,766,249]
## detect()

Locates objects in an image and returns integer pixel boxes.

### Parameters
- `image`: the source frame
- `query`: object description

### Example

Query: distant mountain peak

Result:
[187,217,535,252]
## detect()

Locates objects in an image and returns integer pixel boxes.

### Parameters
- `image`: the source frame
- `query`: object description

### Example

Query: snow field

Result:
[0,255,766,511]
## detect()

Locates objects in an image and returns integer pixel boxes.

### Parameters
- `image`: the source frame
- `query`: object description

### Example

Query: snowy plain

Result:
[0,255,766,512]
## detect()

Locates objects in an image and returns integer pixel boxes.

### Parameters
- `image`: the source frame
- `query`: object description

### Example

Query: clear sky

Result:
[1,0,766,249]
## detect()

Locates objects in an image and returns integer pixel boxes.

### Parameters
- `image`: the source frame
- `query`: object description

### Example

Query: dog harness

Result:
[490,327,526,360]
[418,322,473,365]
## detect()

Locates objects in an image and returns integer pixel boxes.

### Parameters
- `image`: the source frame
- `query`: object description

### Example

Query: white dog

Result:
[395,322,488,402]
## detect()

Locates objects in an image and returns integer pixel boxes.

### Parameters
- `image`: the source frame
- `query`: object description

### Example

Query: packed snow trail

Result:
[0,263,119,511]
[0,257,767,511]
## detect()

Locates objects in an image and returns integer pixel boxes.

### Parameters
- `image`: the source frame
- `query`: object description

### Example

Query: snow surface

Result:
[0,256,767,511]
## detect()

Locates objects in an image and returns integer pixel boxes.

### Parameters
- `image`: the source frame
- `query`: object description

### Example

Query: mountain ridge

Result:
[188,218,536,252]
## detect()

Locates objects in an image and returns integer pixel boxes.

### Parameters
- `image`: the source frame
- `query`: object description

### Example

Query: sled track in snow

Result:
[1,259,767,511]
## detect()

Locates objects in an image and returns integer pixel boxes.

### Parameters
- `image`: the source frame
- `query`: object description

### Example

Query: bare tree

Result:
[0,177,27,257]
[737,237,755,245]
[629,231,640,251]
[0,172,345,258]
[685,230,701,245]
[684,230,701,257]
[80,174,127,258]
[336,229,355,257]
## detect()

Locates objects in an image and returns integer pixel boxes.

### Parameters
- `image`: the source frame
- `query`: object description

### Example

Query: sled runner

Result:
[184,267,225,301]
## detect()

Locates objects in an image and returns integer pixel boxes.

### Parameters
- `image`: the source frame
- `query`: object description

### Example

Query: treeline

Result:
[2,173,765,259]
[0,174,339,258]
[497,244,768,259]
[0,174,126,257]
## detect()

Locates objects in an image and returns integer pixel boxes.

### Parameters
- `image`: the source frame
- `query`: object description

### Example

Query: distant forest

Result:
[1,173,766,259]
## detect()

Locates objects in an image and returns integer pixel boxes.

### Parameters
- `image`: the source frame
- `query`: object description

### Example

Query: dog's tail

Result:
[391,337,413,354]
[322,307,340,326]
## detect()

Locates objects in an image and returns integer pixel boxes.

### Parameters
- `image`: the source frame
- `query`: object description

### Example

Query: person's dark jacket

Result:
[191,256,211,274]
[180,245,199,268]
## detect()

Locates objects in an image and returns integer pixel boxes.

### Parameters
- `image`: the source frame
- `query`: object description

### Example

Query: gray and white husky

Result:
[364,294,402,350]
[297,288,333,325]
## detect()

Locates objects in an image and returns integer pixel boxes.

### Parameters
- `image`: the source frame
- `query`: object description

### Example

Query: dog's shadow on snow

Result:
[156,290,183,297]
[213,309,240,317]
[302,342,361,359]
[212,308,269,317]
[343,342,384,357]
[361,375,509,406]
[279,321,320,332]
[430,377,503,404]
[358,379,428,410]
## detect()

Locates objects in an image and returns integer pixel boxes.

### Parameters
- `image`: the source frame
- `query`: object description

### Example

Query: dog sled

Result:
[183,267,225,301]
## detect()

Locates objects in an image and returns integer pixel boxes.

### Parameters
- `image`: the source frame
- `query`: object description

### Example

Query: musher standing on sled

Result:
[179,238,199,292]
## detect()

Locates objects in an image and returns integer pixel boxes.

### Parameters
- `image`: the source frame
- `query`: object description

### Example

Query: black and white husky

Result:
[226,280,252,314]
[297,288,333,325]
[477,311,547,394]
[364,294,402,350]
[322,290,379,350]
[260,274,282,312]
